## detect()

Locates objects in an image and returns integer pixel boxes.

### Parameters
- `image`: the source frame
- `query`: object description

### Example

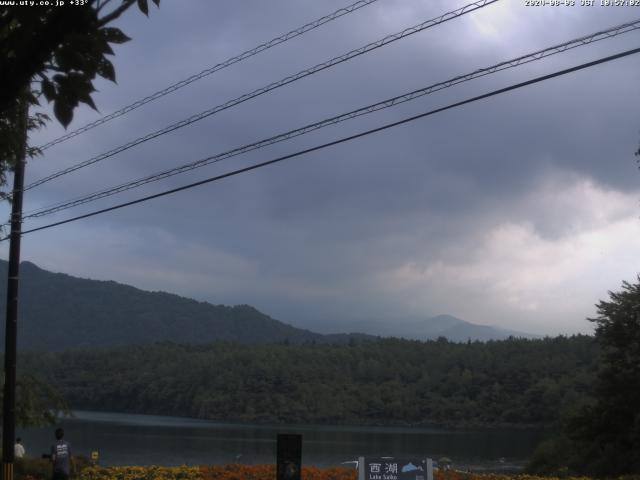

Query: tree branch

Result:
[96,0,117,14]
[97,0,136,27]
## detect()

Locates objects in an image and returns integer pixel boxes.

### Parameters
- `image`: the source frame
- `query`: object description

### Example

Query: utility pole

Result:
[2,95,28,480]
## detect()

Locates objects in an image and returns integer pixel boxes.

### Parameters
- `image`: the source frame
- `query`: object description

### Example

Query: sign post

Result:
[276,434,302,480]
[358,457,433,480]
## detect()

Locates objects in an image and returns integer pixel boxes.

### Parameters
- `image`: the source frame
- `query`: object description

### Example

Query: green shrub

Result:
[526,436,572,477]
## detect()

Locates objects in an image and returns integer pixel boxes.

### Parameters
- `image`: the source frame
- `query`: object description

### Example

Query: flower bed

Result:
[72,464,608,480]
[78,465,355,480]
[21,464,640,480]
[79,466,202,480]
[200,465,355,480]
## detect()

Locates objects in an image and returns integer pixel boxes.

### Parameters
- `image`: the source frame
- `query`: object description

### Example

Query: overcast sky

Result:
[2,0,640,335]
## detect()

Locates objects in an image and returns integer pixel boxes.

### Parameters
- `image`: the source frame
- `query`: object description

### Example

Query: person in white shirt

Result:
[14,438,25,458]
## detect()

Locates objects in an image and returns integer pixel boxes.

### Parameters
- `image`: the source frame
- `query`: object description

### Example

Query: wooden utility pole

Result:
[2,96,28,480]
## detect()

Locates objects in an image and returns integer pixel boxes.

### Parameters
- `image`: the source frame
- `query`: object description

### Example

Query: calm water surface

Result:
[18,411,545,470]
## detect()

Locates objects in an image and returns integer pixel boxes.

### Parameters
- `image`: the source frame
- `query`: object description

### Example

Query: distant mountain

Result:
[420,314,465,332]
[0,260,370,351]
[316,314,538,342]
[423,315,538,342]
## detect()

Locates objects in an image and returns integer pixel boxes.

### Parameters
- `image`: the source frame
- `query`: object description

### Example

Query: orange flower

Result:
[199,464,356,480]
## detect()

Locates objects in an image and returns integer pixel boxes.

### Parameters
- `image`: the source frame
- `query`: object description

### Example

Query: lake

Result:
[17,411,546,471]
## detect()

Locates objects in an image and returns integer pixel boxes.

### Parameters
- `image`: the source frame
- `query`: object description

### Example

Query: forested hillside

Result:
[21,335,598,428]
[0,260,361,349]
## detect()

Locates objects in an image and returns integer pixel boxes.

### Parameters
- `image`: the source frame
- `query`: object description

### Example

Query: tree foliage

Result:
[0,90,48,196]
[0,0,159,193]
[0,0,159,123]
[570,278,640,475]
[528,278,640,476]
[21,335,598,429]
[0,374,69,428]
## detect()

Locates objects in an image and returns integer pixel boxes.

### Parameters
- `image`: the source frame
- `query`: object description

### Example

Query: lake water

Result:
[17,411,546,471]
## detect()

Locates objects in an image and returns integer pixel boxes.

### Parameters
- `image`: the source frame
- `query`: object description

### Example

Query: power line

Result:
[22,0,499,193]
[20,18,640,220]
[36,0,382,151]
[8,46,639,241]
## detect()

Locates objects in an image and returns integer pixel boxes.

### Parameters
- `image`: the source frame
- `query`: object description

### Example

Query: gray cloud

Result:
[3,0,640,336]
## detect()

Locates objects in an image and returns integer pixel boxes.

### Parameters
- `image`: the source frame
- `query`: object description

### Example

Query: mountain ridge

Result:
[0,260,356,350]
[316,313,537,341]
[0,259,536,350]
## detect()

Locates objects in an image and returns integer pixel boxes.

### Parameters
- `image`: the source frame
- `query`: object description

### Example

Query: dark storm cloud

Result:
[4,0,640,335]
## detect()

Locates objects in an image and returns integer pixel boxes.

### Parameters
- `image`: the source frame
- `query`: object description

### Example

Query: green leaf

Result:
[137,0,149,16]
[55,36,102,78]
[97,57,116,83]
[102,27,131,45]
[53,99,73,128]
[94,36,115,55]
[54,47,83,71]
[81,94,97,111]
[57,72,98,111]
[41,78,56,102]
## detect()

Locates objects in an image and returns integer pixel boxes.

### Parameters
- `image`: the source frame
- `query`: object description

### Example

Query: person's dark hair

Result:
[16,437,21,443]
[55,427,64,440]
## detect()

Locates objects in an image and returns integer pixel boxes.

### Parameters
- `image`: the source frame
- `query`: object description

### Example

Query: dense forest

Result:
[21,335,597,428]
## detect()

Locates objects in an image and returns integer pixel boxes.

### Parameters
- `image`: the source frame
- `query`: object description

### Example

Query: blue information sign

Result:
[357,457,433,480]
